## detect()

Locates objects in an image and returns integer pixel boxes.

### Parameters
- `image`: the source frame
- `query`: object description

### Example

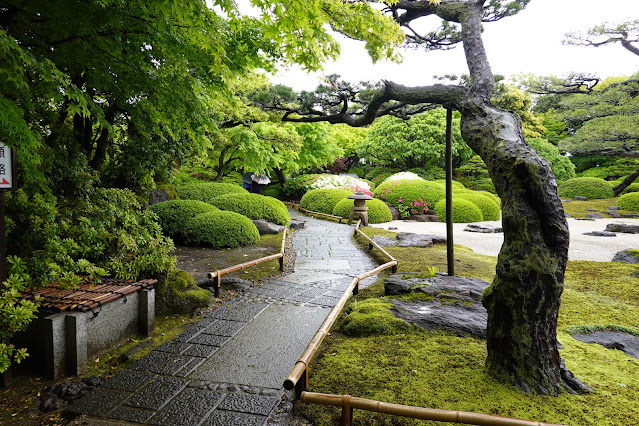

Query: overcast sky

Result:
[267,0,639,91]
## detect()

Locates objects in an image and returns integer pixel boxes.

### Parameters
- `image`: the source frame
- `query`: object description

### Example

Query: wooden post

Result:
[445,108,455,277]
[342,395,354,426]
[294,367,308,398]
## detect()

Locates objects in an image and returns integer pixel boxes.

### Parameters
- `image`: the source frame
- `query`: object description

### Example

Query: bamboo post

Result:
[445,107,455,276]
[342,395,354,426]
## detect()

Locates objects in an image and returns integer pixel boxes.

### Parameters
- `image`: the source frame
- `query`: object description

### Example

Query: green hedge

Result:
[617,192,639,212]
[434,179,466,190]
[210,193,290,226]
[183,210,260,249]
[177,182,248,204]
[433,198,483,223]
[300,188,353,215]
[454,191,500,221]
[149,200,218,244]
[374,179,445,219]
[332,198,393,223]
[558,177,615,199]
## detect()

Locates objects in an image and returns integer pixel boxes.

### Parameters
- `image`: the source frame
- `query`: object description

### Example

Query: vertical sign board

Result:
[0,142,15,190]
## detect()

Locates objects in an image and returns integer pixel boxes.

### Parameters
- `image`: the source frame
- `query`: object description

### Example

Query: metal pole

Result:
[445,108,454,276]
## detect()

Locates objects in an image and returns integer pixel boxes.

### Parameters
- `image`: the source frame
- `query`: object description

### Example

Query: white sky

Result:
[266,0,639,91]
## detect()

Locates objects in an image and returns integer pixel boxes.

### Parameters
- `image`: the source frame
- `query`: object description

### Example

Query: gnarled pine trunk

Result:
[458,3,590,395]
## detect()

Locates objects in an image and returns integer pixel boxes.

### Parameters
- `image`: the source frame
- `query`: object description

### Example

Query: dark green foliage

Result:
[155,269,212,315]
[580,158,639,180]
[374,179,445,218]
[210,193,291,226]
[617,192,639,211]
[433,198,484,223]
[340,299,413,337]
[177,182,248,203]
[332,198,393,223]
[455,191,501,221]
[456,155,497,194]
[407,168,437,180]
[183,211,260,248]
[558,177,615,199]
[262,183,284,199]
[6,188,175,286]
[300,188,353,215]
[282,174,320,200]
[364,166,398,181]
[149,200,218,244]
[348,166,366,177]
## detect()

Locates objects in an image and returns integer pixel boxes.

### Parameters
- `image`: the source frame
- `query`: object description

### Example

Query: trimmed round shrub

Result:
[300,188,353,215]
[210,193,290,226]
[374,179,445,219]
[332,198,393,224]
[433,198,483,223]
[183,210,260,248]
[262,183,284,199]
[622,183,639,194]
[558,177,614,199]
[341,299,412,337]
[149,200,218,243]
[456,191,500,221]
[434,179,465,190]
[177,182,248,204]
[617,192,639,211]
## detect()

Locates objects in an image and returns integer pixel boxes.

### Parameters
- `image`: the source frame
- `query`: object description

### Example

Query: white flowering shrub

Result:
[308,174,372,194]
[383,172,425,183]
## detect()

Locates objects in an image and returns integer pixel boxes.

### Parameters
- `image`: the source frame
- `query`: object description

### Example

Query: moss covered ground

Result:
[561,198,636,218]
[296,227,639,425]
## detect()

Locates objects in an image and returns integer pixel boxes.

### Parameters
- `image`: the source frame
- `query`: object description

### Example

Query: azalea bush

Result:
[284,174,372,200]
[382,172,425,183]
[373,179,445,219]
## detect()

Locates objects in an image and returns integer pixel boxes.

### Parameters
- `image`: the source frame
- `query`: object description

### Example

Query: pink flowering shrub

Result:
[373,179,445,219]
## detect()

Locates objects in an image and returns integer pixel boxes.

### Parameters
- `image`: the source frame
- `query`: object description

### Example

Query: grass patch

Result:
[561,198,636,218]
[297,225,639,425]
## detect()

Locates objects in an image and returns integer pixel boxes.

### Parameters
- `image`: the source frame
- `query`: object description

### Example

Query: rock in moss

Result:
[612,249,639,264]
[156,269,212,315]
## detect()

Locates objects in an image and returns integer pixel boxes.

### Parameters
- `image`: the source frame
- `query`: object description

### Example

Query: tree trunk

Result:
[273,167,287,185]
[613,166,639,196]
[458,2,590,395]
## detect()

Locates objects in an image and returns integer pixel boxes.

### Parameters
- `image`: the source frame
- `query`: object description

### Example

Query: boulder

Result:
[385,202,401,220]
[608,206,620,210]
[573,196,588,201]
[464,223,503,233]
[289,220,305,230]
[605,223,639,234]
[383,274,490,339]
[572,331,639,359]
[372,235,398,247]
[583,231,617,237]
[410,214,440,222]
[253,219,285,235]
[604,210,622,218]
[612,249,639,264]
[396,232,446,247]
[586,213,604,219]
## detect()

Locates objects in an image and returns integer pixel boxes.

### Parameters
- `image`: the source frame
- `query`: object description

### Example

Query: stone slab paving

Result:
[67,209,381,425]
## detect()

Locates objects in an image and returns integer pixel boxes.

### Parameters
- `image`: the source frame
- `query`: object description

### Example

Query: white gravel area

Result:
[371,218,639,262]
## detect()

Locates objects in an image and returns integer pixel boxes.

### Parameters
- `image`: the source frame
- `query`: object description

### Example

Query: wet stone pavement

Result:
[66,210,378,425]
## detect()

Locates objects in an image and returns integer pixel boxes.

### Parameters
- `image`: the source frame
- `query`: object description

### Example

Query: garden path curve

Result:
[66,209,378,425]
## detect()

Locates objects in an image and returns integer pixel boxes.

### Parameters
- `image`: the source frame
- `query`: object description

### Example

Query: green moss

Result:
[561,198,619,218]
[340,299,414,337]
[558,177,615,199]
[184,210,260,249]
[565,324,639,337]
[210,193,290,226]
[617,192,639,211]
[300,188,353,215]
[332,198,393,223]
[177,182,248,203]
[297,227,639,426]
[433,197,484,223]
[156,269,212,315]
[155,183,179,200]
[149,200,218,243]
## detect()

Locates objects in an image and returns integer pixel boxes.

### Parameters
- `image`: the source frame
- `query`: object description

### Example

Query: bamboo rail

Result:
[207,228,287,298]
[353,219,397,269]
[283,261,397,394]
[301,392,566,426]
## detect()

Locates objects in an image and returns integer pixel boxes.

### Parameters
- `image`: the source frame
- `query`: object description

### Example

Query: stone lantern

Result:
[347,192,373,226]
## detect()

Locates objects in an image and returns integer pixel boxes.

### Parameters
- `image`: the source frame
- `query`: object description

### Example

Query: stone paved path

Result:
[66,210,378,425]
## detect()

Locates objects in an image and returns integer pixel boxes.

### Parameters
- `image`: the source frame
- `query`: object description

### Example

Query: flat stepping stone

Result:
[464,223,503,233]
[572,331,639,359]
[583,231,617,237]
[606,223,639,234]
